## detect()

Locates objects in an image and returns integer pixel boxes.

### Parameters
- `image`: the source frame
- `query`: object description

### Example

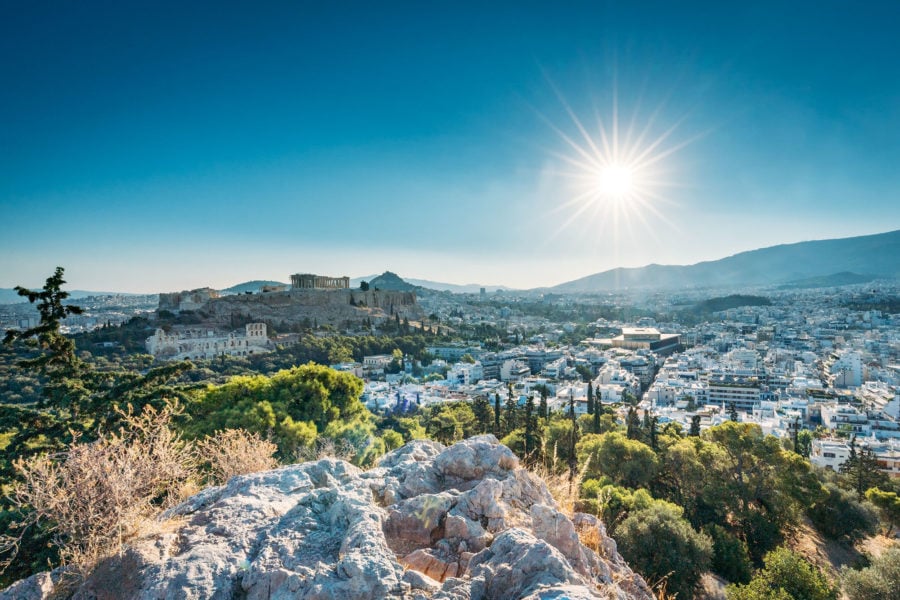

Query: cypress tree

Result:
[586,382,594,415]
[505,383,518,434]
[689,415,702,437]
[494,392,501,435]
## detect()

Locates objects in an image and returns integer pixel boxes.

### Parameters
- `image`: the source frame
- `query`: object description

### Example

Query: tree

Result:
[185,363,366,457]
[616,502,713,600]
[3,267,84,372]
[841,546,900,600]
[586,382,594,416]
[703,423,823,562]
[726,547,837,600]
[689,414,702,437]
[840,437,888,501]
[360,281,370,291]
[626,407,641,440]
[505,385,518,434]
[577,432,658,489]
[524,394,538,462]
[729,401,739,422]
[865,487,900,535]
[592,397,601,434]
[472,396,492,434]
[706,524,753,585]
[494,392,501,435]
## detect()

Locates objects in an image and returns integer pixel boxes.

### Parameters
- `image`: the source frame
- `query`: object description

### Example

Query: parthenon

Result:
[290,273,350,290]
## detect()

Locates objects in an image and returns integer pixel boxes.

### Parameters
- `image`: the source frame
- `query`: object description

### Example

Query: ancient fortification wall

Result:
[177,289,422,328]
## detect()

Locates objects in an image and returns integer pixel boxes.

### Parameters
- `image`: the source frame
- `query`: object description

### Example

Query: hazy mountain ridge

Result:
[552,229,900,292]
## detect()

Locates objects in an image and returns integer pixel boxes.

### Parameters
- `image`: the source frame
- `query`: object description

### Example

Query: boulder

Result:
[1,436,652,600]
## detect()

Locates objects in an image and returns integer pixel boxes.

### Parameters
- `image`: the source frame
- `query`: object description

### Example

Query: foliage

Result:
[576,432,658,489]
[807,483,878,541]
[841,546,900,600]
[840,437,889,501]
[616,502,713,600]
[726,547,837,600]
[706,524,753,584]
[183,363,366,457]
[423,401,477,444]
[864,487,900,535]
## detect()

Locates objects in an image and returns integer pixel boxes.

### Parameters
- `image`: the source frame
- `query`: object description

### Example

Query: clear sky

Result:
[2,1,899,292]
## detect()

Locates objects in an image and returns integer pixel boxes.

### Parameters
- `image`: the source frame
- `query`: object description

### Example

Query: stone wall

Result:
[192,289,423,329]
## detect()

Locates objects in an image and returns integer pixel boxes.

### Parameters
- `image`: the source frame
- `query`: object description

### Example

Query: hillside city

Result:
[4,272,897,483]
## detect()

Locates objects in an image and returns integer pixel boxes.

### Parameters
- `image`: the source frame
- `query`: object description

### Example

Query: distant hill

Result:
[221,280,288,294]
[0,288,144,305]
[351,274,512,293]
[551,229,900,292]
[777,271,876,289]
[366,271,421,291]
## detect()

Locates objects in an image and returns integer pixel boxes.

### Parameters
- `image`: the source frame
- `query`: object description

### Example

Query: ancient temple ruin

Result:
[290,273,350,289]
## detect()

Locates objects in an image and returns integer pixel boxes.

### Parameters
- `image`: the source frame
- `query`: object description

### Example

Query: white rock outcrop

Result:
[1,435,652,600]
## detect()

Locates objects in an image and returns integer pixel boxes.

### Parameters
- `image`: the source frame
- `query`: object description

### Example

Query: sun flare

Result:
[539,80,704,245]
[596,164,634,198]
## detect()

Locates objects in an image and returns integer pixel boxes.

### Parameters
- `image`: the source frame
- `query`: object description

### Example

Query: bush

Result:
[197,429,278,485]
[7,403,194,574]
[616,502,712,599]
[726,547,837,600]
[841,547,900,600]
[808,483,878,541]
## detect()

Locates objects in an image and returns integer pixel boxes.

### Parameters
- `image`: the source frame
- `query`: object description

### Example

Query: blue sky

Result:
[2,1,899,292]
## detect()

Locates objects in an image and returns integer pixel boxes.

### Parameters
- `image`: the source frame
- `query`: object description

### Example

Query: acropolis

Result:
[290,273,350,289]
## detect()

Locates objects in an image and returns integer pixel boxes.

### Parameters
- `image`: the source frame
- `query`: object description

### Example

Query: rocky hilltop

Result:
[3,436,651,600]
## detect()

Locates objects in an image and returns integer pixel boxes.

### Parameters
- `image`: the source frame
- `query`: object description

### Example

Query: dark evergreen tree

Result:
[689,414,702,437]
[626,407,641,440]
[841,436,889,500]
[472,396,491,434]
[592,395,601,433]
[649,416,659,451]
[728,402,739,422]
[494,392,501,435]
[505,384,518,434]
[524,394,538,462]
[586,382,594,415]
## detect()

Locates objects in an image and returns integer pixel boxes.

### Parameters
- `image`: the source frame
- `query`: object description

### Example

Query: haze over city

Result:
[3,1,900,292]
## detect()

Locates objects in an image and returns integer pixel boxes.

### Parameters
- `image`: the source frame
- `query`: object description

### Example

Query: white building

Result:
[810,439,852,471]
[829,350,863,388]
[146,322,270,361]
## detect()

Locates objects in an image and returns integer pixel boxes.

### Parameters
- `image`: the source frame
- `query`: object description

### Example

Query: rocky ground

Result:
[2,435,652,600]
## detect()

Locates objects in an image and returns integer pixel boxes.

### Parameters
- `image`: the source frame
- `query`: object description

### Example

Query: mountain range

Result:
[550,229,900,292]
[3,230,898,302]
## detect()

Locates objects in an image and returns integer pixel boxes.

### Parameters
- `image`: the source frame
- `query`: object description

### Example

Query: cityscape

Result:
[2,2,900,600]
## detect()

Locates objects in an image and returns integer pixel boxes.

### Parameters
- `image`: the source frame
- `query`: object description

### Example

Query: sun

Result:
[596,163,634,198]
[536,79,704,245]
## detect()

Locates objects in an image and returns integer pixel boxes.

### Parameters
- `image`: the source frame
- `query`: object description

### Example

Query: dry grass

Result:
[7,403,195,576]
[294,436,357,463]
[197,429,278,486]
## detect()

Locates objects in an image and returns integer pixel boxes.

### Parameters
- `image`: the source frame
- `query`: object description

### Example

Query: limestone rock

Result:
[1,436,652,600]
